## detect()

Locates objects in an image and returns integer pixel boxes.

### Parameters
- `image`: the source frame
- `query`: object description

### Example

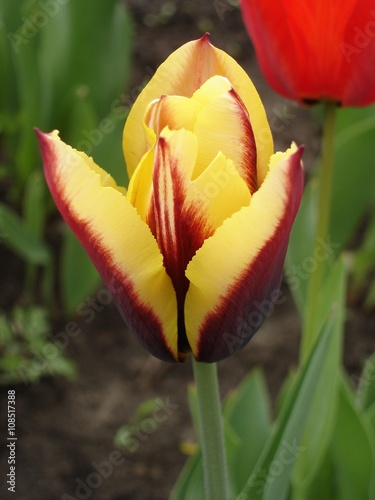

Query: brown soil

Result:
[1,2,374,500]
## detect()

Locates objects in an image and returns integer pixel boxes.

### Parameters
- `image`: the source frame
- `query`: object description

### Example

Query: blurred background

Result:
[0,1,374,499]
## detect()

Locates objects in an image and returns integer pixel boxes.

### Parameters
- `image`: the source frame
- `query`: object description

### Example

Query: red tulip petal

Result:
[240,0,375,106]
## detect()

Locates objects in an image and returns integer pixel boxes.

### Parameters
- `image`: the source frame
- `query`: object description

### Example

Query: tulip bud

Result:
[37,35,303,362]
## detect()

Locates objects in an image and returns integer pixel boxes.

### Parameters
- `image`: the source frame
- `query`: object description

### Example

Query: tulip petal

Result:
[188,152,251,230]
[192,76,258,192]
[126,149,155,221]
[185,145,304,362]
[144,95,201,135]
[36,130,179,362]
[147,128,200,301]
[240,0,375,106]
[123,34,273,182]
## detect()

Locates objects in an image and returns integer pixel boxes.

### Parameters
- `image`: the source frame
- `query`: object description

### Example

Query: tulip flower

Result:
[37,34,303,363]
[239,0,375,106]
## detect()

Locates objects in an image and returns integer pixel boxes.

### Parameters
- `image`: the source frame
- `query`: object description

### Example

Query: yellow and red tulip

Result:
[240,0,375,106]
[37,35,303,363]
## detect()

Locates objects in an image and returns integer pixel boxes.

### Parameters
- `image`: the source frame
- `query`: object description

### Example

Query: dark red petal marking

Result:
[36,130,177,363]
[195,147,304,362]
[147,136,213,353]
[228,88,258,193]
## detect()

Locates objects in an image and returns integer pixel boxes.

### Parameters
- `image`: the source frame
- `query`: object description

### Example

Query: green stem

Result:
[192,359,229,500]
[301,101,337,360]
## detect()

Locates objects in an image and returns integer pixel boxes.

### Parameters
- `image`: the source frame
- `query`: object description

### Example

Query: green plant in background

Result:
[0,0,133,384]
[0,306,76,385]
[0,0,133,310]
[350,210,375,310]
[114,397,178,453]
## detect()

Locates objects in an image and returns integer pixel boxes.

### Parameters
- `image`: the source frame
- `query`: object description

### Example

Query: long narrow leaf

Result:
[238,261,345,500]
[0,203,49,264]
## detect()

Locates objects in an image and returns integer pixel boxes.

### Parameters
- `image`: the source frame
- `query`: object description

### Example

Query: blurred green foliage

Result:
[0,0,133,382]
[0,305,76,385]
[0,0,133,306]
[286,104,375,314]
[173,260,375,499]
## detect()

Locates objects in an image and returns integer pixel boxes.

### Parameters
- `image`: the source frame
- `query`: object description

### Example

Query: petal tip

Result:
[200,32,211,44]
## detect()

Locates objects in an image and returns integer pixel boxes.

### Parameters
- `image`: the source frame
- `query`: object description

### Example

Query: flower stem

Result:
[192,359,229,500]
[301,101,337,360]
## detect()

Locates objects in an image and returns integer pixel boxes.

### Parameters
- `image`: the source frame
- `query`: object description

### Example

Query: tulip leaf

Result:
[291,448,335,500]
[351,213,375,310]
[23,169,47,238]
[170,423,239,500]
[0,203,50,265]
[223,369,272,494]
[90,109,129,187]
[11,31,41,185]
[173,372,272,499]
[238,259,345,500]
[285,179,320,313]
[331,377,375,500]
[290,260,345,495]
[366,403,375,435]
[60,226,101,315]
[356,352,375,413]
[63,0,132,119]
[0,0,19,122]
[286,105,375,316]
[330,105,375,250]
[38,0,72,125]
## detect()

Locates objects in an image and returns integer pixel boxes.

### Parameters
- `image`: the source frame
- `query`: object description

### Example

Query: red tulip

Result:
[240,0,375,106]
[37,36,304,363]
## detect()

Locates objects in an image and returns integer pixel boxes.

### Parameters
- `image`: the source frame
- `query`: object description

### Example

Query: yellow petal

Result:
[191,76,257,191]
[188,152,251,230]
[37,130,179,361]
[123,34,273,184]
[144,95,200,135]
[126,149,155,221]
[184,146,303,360]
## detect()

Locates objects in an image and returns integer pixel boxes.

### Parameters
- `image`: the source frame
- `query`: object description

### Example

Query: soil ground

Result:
[1,2,374,500]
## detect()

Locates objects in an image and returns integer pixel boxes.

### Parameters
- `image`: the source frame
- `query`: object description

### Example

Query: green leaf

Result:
[0,203,50,264]
[0,306,76,385]
[330,106,375,249]
[331,377,375,500]
[37,0,72,125]
[292,448,335,500]
[286,105,375,315]
[172,377,245,500]
[60,225,101,315]
[285,180,319,313]
[91,109,129,187]
[23,169,46,237]
[66,0,132,118]
[357,352,375,413]
[63,84,99,150]
[238,261,345,500]
[170,423,239,500]
[291,260,345,495]
[170,448,205,500]
[224,369,272,494]
[366,402,375,435]
[8,4,43,186]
